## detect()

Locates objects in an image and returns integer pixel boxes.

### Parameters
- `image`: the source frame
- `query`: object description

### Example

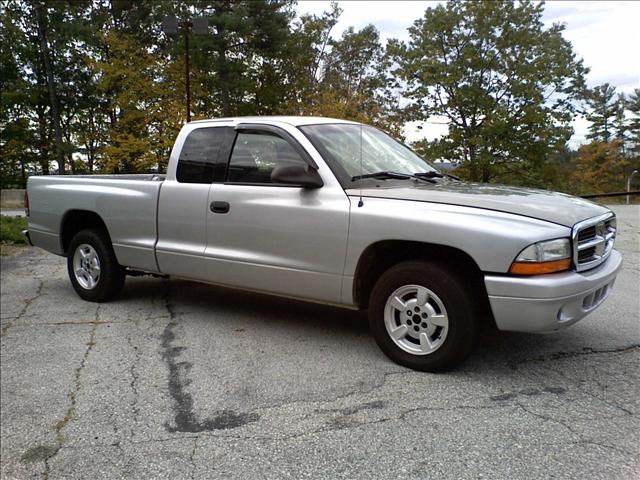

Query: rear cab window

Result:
[176,127,230,183]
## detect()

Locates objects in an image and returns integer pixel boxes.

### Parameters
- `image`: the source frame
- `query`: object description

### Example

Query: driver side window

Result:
[226,132,306,184]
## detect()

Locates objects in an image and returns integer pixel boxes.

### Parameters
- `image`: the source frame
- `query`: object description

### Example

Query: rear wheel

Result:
[67,229,125,302]
[369,261,477,372]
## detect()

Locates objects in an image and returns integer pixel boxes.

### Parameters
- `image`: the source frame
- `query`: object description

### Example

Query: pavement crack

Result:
[569,439,634,457]
[196,403,504,443]
[1,278,43,337]
[516,400,578,436]
[252,368,411,413]
[518,344,640,364]
[189,437,198,480]
[317,400,386,416]
[541,364,635,416]
[126,335,141,433]
[40,306,100,479]
[516,401,634,457]
[160,283,259,433]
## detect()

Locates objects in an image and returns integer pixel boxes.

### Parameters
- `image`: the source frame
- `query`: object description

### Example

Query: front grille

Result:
[577,226,596,243]
[572,213,616,272]
[577,246,596,262]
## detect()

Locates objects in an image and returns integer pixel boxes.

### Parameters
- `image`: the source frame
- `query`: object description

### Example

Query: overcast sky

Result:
[296,1,640,147]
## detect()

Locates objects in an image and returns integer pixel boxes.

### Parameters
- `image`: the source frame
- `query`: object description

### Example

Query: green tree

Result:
[627,89,640,160]
[612,93,628,150]
[283,5,402,135]
[302,25,401,134]
[1,0,53,180]
[1,2,30,186]
[34,0,66,174]
[84,0,184,172]
[392,0,587,182]
[281,2,342,112]
[186,0,297,117]
[93,30,183,172]
[584,83,618,143]
[1,0,97,178]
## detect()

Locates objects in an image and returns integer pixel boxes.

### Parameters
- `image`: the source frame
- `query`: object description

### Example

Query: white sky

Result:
[296,0,640,148]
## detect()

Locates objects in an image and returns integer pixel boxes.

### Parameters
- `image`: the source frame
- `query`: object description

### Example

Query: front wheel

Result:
[67,229,125,302]
[369,261,477,372]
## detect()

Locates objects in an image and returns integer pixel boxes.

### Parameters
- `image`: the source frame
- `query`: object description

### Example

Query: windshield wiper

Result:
[414,171,460,181]
[352,171,411,181]
[351,171,436,184]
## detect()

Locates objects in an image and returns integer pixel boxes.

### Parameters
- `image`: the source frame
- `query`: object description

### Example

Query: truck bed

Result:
[27,175,165,272]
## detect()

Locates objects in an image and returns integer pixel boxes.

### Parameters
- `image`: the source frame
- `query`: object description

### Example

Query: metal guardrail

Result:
[581,190,640,199]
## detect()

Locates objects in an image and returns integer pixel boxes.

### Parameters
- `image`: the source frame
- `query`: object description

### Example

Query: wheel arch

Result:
[60,210,112,256]
[353,240,495,326]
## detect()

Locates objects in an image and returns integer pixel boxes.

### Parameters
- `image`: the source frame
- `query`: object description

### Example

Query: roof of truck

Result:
[189,116,360,127]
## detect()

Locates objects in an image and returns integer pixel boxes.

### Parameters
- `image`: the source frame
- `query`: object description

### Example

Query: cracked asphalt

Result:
[1,205,639,480]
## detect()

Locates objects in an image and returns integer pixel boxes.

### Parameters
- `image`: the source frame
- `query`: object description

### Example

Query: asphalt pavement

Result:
[1,205,638,479]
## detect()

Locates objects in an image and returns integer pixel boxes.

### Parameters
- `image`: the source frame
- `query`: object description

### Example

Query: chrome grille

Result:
[577,246,596,262]
[577,226,596,243]
[572,213,616,272]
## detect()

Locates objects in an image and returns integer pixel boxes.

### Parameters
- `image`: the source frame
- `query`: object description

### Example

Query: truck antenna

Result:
[358,123,364,207]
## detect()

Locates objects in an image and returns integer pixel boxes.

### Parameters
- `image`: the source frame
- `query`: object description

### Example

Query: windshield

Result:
[299,124,437,186]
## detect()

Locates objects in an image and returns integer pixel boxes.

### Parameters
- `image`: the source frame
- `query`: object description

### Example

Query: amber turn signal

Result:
[509,258,571,275]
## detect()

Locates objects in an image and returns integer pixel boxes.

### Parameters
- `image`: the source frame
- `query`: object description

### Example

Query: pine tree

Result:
[627,89,640,160]
[584,83,619,143]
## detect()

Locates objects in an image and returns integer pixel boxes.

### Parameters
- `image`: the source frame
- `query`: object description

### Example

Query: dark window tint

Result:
[176,127,227,183]
[227,132,306,184]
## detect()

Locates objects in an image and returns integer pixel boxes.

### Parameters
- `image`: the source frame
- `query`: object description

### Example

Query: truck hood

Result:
[346,182,610,227]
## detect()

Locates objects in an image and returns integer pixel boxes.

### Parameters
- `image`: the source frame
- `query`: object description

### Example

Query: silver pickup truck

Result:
[25,116,622,371]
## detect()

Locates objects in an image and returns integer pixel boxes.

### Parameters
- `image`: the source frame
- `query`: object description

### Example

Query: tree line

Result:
[1,0,639,196]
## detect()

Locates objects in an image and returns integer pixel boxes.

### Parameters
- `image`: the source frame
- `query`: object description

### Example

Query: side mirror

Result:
[271,164,324,188]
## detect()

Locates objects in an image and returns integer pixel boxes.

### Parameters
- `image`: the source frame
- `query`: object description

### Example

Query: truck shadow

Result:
[119,276,597,373]
[122,276,368,336]
[112,277,636,432]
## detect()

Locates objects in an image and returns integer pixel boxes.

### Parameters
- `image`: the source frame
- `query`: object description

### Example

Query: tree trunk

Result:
[36,1,65,175]
[88,150,95,173]
[215,3,232,117]
[35,103,50,175]
[218,45,231,116]
[467,144,480,182]
[481,165,491,183]
[19,159,26,186]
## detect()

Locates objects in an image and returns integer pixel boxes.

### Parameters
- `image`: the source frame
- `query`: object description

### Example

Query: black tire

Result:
[368,260,477,372]
[67,228,125,302]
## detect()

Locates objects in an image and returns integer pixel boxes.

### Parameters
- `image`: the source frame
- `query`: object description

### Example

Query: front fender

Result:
[341,197,570,304]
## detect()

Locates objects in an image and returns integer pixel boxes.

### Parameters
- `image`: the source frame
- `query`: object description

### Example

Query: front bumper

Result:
[484,250,622,333]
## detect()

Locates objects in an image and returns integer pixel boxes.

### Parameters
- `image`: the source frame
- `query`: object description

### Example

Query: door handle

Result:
[210,201,230,214]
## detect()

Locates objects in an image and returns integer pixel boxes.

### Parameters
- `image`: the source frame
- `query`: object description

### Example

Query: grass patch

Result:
[1,216,27,245]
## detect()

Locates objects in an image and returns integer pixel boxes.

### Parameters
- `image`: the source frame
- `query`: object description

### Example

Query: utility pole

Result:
[184,26,191,122]
[162,16,208,123]
[627,170,638,205]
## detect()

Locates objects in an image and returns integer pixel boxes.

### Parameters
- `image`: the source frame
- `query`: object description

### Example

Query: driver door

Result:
[202,125,350,305]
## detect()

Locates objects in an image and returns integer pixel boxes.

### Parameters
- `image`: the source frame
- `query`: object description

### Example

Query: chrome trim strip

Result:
[577,236,605,251]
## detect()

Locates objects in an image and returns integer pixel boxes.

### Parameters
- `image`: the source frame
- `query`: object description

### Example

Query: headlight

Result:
[509,238,571,275]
